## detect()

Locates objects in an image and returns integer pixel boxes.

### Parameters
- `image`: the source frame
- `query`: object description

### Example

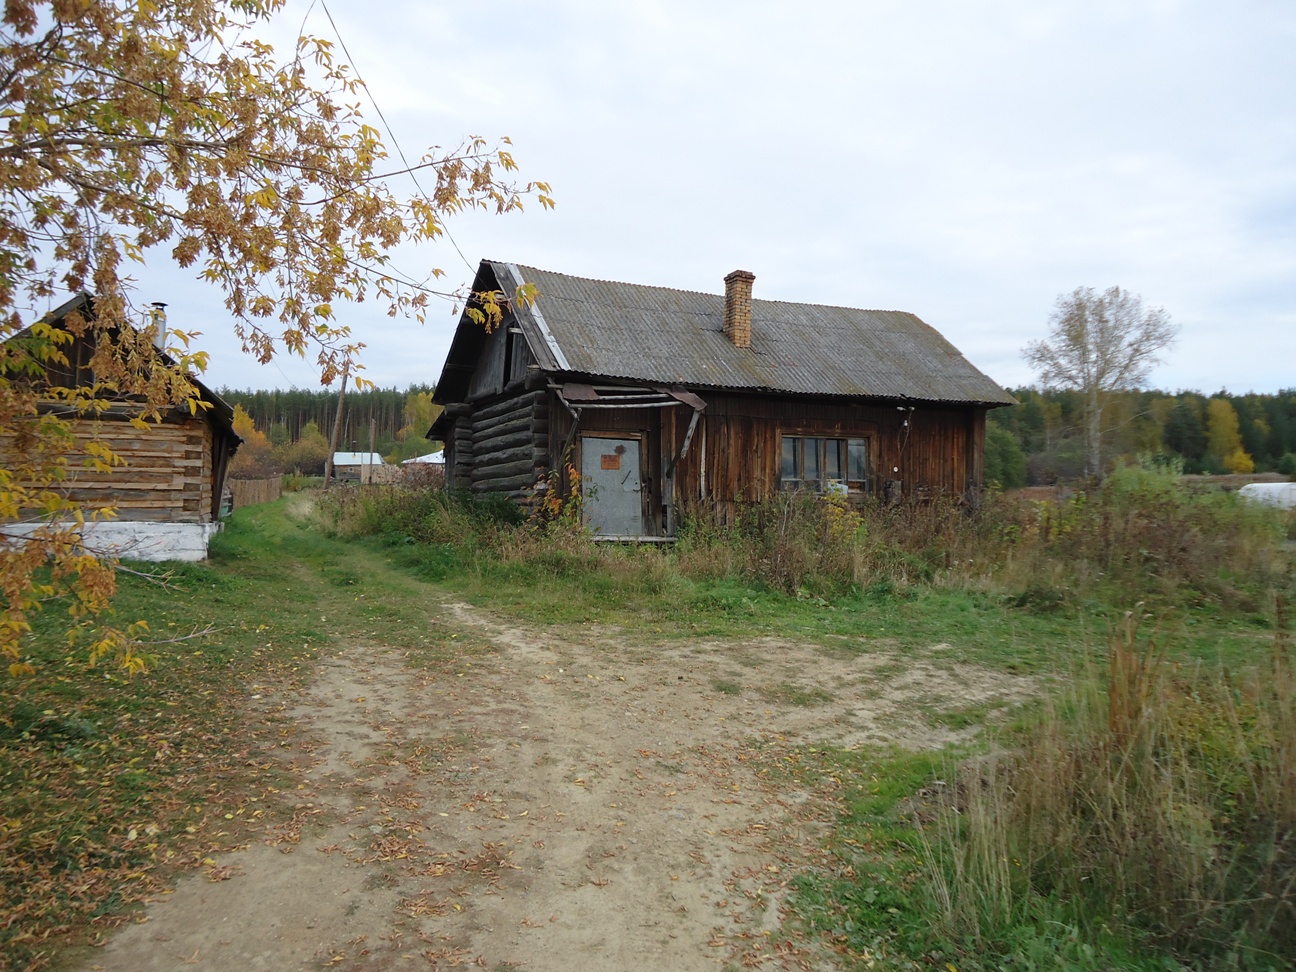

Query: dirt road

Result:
[75,601,1032,972]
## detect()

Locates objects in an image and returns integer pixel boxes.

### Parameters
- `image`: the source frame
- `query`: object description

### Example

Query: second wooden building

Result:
[431,261,1015,538]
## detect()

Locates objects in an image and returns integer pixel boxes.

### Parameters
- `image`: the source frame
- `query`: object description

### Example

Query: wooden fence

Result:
[229,477,283,509]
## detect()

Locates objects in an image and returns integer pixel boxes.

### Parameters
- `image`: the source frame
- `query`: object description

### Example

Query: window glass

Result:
[824,438,843,480]
[781,434,871,491]
[848,438,869,482]
[803,437,822,481]
[781,436,798,481]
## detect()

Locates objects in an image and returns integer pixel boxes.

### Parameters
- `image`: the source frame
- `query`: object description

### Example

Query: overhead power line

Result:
[317,0,477,280]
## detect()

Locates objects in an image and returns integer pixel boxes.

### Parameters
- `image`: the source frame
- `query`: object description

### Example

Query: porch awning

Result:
[556,382,706,411]
[552,382,706,478]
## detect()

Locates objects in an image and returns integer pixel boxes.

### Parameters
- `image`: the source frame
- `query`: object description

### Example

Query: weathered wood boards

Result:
[2,416,217,523]
[458,389,550,497]
[229,477,283,509]
[431,260,1009,537]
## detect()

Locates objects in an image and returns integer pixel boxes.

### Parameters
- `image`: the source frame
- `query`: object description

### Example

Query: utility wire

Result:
[317,0,477,280]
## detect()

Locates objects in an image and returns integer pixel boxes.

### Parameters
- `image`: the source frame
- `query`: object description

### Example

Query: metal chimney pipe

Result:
[149,302,168,352]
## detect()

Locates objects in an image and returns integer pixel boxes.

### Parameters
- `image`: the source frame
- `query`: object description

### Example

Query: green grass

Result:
[919,699,1009,731]
[758,683,834,707]
[0,498,464,970]
[319,477,1295,675]
[775,621,1296,971]
[5,483,1293,971]
[423,550,1274,680]
[779,745,1203,972]
[919,616,1296,971]
[784,748,948,955]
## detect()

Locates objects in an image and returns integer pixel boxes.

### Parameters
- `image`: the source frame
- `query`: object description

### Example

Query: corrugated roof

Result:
[498,262,1014,406]
[332,452,385,466]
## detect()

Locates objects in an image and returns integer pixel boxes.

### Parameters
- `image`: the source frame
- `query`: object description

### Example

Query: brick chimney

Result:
[723,270,755,349]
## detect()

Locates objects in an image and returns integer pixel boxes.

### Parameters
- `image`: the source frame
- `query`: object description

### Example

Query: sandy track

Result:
[77,603,1033,972]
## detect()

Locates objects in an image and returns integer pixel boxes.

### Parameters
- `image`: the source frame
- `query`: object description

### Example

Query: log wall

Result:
[445,383,991,531]
[446,388,550,501]
[1,415,219,523]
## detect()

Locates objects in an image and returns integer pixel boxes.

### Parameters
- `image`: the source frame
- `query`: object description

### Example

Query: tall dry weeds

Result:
[320,462,1290,612]
[1016,466,1290,606]
[675,492,990,595]
[928,606,1296,968]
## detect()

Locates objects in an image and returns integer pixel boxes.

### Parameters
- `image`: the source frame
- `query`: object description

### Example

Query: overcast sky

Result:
[136,0,1295,395]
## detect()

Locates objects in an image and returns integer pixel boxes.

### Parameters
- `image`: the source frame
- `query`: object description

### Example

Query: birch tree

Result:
[1023,287,1176,479]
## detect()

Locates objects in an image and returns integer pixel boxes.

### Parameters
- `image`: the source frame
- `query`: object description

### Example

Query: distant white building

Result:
[331,452,386,483]
[402,451,445,465]
[1238,482,1296,510]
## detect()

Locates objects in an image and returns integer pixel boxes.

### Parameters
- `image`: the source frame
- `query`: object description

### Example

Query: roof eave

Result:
[538,367,1015,408]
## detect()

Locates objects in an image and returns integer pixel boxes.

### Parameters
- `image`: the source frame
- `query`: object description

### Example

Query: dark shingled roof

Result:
[448,261,1015,406]
[12,292,240,438]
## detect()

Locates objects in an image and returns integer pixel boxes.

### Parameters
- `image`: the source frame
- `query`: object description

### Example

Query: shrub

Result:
[1032,463,1288,605]
[276,420,330,475]
[675,491,1008,597]
[675,493,855,595]
[985,424,1028,490]
[318,484,476,546]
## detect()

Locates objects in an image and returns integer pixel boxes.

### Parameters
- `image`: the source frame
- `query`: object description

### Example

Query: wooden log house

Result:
[1,293,241,561]
[430,262,1015,538]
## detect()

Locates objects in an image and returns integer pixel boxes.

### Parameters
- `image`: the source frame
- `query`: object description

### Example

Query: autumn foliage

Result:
[0,0,548,673]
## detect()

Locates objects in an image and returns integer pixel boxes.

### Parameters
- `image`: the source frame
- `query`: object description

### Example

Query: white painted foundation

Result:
[2,521,223,562]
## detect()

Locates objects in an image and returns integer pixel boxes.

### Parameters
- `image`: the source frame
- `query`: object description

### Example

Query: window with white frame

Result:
[780,435,870,492]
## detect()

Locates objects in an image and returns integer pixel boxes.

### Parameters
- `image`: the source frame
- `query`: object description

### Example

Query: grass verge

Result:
[781,613,1296,972]
[317,481,1290,676]
[0,498,456,971]
[923,612,1295,970]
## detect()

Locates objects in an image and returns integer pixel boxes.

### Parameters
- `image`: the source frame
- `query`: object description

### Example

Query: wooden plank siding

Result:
[666,393,985,513]
[433,278,992,533]
[230,476,283,509]
[2,296,242,543]
[430,261,1013,537]
[1,415,217,523]
[443,385,989,534]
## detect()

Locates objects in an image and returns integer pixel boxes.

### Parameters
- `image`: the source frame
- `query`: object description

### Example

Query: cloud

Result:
[133,0,1296,396]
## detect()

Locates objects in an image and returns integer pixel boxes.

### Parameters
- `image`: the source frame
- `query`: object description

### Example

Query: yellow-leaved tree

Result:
[1205,398,1255,474]
[0,0,550,675]
[398,390,442,442]
[227,404,275,478]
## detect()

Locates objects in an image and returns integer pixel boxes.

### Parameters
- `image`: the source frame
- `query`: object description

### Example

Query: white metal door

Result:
[581,436,643,537]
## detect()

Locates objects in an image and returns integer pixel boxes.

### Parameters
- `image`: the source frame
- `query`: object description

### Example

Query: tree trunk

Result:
[323,367,348,491]
[1087,385,1103,480]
